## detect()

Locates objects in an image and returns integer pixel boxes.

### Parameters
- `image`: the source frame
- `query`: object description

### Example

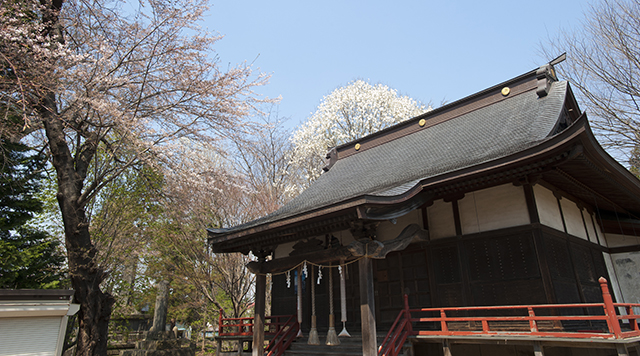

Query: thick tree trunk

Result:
[72,261,115,356]
[41,92,114,356]
[38,1,115,353]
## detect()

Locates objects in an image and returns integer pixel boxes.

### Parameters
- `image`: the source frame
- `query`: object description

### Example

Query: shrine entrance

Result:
[271,260,362,333]
[271,247,434,333]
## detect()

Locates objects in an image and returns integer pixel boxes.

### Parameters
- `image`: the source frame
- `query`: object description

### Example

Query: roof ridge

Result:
[331,67,544,162]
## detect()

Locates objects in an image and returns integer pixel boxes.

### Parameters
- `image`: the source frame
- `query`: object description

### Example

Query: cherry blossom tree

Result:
[149,146,257,344]
[232,107,299,216]
[1,0,268,354]
[291,80,429,186]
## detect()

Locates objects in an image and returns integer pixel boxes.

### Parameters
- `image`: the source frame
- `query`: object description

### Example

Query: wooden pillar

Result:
[216,310,222,355]
[523,183,540,224]
[253,272,267,356]
[616,343,629,356]
[442,339,452,356]
[359,257,377,356]
[533,341,544,356]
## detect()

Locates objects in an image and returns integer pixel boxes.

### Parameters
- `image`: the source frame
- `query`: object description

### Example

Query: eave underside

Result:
[210,127,640,255]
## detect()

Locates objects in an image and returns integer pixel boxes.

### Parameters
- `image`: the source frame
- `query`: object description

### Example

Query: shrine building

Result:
[208,60,640,356]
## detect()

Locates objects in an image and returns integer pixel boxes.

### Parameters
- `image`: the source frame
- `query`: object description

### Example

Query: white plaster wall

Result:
[427,199,456,240]
[560,198,588,240]
[583,210,599,244]
[587,212,606,246]
[594,215,606,246]
[533,184,564,232]
[458,184,529,235]
[603,252,628,308]
[607,252,640,308]
[427,199,456,239]
[376,209,423,242]
[604,233,640,248]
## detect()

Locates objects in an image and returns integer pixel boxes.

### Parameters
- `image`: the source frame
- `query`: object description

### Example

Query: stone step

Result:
[281,332,409,356]
[288,340,362,349]
[282,334,393,356]
[285,344,363,355]
[284,334,362,356]
[288,342,363,349]
[285,349,363,356]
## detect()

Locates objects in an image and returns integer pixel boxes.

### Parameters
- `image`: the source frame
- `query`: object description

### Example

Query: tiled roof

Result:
[209,71,569,238]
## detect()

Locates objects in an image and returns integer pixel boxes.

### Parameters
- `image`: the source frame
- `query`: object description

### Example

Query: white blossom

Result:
[290,80,429,185]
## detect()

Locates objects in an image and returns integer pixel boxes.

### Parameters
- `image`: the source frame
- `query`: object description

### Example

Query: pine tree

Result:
[0,139,66,289]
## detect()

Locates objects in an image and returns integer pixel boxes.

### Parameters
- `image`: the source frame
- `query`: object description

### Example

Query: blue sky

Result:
[205,0,590,129]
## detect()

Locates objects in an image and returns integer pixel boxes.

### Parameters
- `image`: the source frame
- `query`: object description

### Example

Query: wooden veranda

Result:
[218,278,640,356]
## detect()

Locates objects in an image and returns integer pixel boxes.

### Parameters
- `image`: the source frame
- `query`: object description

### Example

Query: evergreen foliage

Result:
[0,139,66,288]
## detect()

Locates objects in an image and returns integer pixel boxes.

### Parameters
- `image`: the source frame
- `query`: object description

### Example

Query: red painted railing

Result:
[217,311,298,356]
[264,315,299,356]
[379,292,413,356]
[379,277,640,356]
[218,311,296,337]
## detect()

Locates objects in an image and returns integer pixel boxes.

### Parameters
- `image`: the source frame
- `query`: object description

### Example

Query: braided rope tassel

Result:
[307,265,319,345]
[338,262,350,337]
[296,266,303,338]
[325,263,340,345]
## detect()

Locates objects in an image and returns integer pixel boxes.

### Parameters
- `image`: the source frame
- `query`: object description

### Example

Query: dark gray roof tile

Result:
[211,79,567,236]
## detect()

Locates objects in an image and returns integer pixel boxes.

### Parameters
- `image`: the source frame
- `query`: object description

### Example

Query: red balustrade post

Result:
[440,310,449,332]
[404,294,413,332]
[600,277,623,338]
[626,306,638,331]
[218,309,223,335]
[481,320,489,333]
[480,319,489,334]
[528,307,538,332]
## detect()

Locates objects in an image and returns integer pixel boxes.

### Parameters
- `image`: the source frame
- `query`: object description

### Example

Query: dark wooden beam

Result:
[452,200,462,236]
[247,224,428,275]
[246,247,355,275]
[523,184,540,224]
[457,240,472,306]
[554,193,568,234]
[532,230,557,304]
[252,273,266,356]
[348,224,428,258]
[609,245,640,254]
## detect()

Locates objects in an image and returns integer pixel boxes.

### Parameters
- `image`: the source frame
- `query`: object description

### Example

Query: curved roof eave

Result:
[208,113,624,253]
[209,69,640,253]
[549,114,640,217]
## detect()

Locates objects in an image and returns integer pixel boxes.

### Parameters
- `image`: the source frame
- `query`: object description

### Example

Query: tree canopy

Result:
[1,0,268,354]
[543,0,640,161]
[0,139,66,289]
